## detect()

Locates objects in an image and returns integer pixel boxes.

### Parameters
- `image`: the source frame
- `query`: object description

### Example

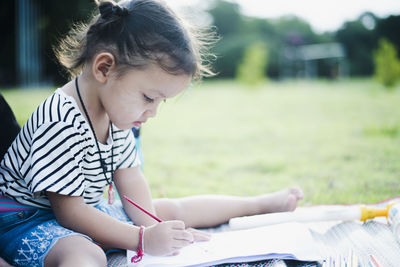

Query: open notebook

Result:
[127,222,322,266]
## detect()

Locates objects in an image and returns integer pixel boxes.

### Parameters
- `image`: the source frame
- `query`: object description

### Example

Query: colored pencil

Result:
[123,195,162,222]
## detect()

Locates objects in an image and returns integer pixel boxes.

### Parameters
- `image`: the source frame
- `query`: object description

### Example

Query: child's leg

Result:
[154,187,303,228]
[44,235,107,267]
[0,257,12,267]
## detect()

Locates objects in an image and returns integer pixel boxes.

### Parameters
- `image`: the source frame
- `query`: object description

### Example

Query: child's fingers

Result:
[172,238,193,249]
[173,229,194,243]
[187,228,211,242]
[169,220,186,230]
[170,229,195,251]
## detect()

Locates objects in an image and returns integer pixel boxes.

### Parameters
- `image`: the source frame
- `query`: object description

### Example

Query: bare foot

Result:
[255,187,304,214]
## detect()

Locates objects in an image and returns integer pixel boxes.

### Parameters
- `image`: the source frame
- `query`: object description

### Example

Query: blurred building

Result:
[16,0,44,87]
[280,43,348,79]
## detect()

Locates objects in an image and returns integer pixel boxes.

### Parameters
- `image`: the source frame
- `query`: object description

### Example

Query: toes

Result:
[289,187,304,200]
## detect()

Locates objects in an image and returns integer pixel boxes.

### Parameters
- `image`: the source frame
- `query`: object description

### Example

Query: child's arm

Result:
[47,192,140,249]
[47,192,194,255]
[113,165,159,226]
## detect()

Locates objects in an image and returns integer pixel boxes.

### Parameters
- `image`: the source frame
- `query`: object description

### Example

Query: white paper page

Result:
[127,222,322,267]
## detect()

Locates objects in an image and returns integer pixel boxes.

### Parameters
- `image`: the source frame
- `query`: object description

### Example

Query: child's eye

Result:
[143,94,154,103]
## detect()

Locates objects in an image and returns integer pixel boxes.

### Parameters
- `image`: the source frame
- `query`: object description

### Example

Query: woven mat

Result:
[107,199,400,267]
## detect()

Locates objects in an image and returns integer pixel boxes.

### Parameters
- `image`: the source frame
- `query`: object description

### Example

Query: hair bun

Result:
[99,1,129,19]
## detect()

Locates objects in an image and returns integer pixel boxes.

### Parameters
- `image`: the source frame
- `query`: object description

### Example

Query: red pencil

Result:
[370,254,381,267]
[123,195,162,222]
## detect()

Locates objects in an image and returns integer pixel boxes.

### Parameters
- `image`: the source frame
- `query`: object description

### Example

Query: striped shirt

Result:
[0,89,140,209]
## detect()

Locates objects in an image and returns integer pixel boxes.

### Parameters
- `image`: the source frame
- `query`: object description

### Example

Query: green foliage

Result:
[373,38,400,88]
[207,0,243,36]
[272,15,316,43]
[335,20,376,76]
[212,34,259,77]
[236,42,268,86]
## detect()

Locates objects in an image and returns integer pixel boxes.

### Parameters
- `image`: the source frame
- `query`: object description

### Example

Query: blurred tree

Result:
[207,0,243,36]
[236,42,268,86]
[207,0,245,78]
[373,38,400,88]
[375,15,400,54]
[41,0,95,85]
[335,15,377,76]
[273,15,318,46]
[242,18,280,78]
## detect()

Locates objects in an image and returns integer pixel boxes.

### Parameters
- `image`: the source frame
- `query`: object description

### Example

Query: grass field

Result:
[1,79,399,206]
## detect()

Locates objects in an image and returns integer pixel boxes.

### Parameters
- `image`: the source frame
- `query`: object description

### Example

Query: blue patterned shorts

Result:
[0,199,132,267]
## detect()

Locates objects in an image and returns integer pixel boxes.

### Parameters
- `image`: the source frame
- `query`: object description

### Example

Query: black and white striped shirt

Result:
[0,89,140,208]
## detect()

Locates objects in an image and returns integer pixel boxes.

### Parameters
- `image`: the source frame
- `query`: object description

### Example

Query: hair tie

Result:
[113,5,129,17]
[99,1,129,19]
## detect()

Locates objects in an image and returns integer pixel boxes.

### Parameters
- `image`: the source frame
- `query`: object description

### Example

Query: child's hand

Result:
[187,228,211,242]
[143,220,194,256]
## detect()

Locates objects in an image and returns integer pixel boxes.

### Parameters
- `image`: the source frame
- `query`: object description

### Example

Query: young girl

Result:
[0,0,303,266]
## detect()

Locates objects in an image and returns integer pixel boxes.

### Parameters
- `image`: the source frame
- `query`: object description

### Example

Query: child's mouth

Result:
[133,121,145,127]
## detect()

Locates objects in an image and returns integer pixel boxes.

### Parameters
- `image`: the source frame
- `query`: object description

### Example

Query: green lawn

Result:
[1,79,399,206]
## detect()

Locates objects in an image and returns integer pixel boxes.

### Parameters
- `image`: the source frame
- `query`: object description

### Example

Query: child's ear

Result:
[92,52,115,83]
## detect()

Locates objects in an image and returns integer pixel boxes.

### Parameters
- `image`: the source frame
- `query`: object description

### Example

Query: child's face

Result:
[102,63,191,130]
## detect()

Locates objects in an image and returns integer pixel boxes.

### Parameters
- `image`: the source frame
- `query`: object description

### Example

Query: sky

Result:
[168,0,400,33]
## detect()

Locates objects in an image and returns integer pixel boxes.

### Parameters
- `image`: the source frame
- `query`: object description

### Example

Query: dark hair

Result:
[54,0,217,81]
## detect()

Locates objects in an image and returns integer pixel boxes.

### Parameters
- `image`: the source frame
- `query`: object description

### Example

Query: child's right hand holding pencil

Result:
[144,220,194,255]
[123,195,211,256]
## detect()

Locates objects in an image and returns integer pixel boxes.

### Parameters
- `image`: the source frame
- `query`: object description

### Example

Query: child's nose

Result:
[145,104,159,118]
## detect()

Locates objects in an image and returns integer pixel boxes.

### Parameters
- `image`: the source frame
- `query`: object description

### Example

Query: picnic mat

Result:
[107,198,400,266]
